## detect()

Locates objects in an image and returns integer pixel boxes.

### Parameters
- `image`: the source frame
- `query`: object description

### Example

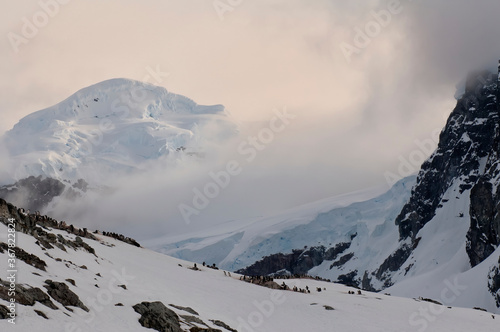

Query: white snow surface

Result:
[3,78,236,184]
[0,222,498,331]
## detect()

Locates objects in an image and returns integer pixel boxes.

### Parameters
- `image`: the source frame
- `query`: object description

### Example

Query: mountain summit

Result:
[0,79,237,211]
[3,78,236,184]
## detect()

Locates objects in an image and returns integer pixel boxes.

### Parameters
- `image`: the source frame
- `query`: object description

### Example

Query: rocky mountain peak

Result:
[396,65,500,241]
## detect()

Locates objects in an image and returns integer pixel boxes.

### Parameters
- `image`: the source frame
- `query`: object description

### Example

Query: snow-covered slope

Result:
[1,203,498,331]
[3,78,236,184]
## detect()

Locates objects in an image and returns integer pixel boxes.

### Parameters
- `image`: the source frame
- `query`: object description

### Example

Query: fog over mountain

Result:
[4,1,500,331]
[2,0,500,241]
[1,1,499,192]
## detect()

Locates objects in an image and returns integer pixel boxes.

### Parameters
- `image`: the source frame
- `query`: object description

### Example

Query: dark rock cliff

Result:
[396,69,499,241]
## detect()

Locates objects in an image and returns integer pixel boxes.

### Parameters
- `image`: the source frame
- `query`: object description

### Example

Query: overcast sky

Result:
[2,0,500,239]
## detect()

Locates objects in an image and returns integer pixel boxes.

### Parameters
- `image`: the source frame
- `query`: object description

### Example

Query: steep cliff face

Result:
[466,66,500,266]
[359,67,500,291]
[381,67,500,283]
[467,179,500,267]
[489,259,500,307]
[396,70,499,241]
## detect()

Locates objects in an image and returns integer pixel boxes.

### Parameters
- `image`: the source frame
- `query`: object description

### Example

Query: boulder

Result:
[133,301,182,332]
[44,280,88,312]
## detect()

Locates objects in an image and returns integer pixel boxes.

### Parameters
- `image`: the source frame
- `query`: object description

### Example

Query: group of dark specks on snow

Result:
[184,261,365,296]
[238,274,362,295]
[1,198,364,298]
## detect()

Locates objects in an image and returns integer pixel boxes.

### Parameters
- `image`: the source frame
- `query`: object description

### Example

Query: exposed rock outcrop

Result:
[0,304,9,319]
[396,70,499,241]
[133,301,182,332]
[488,258,500,307]
[209,320,237,332]
[0,242,47,271]
[467,180,500,266]
[237,242,352,277]
[189,328,222,332]
[392,67,500,275]
[43,280,89,312]
[0,280,58,310]
[169,304,198,316]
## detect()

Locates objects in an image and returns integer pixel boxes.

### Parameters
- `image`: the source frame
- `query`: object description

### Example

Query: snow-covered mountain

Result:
[0,79,236,210]
[148,66,500,313]
[5,78,235,183]
[1,199,498,331]
[3,67,500,327]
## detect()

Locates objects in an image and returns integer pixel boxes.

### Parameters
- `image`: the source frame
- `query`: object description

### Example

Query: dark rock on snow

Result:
[133,301,182,332]
[44,280,89,312]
